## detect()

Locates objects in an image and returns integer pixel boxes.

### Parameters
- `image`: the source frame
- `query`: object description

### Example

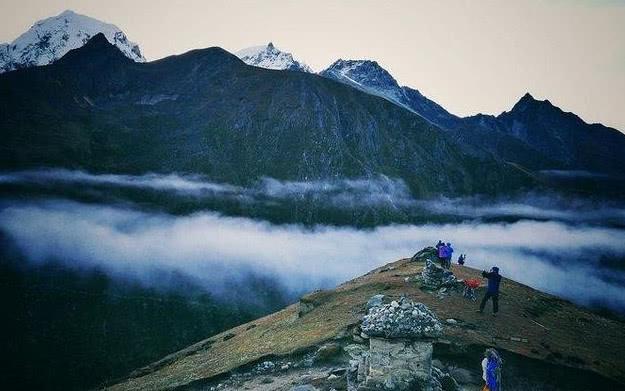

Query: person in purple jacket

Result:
[437,241,446,266]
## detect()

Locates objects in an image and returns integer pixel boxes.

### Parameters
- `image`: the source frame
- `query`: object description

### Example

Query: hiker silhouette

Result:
[478,267,502,315]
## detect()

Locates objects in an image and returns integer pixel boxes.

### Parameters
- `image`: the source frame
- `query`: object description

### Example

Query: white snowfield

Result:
[235,42,313,73]
[0,10,145,73]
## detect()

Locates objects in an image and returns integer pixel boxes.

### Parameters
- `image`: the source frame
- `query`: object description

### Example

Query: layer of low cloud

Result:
[1,199,625,312]
[418,195,625,225]
[3,169,625,226]
[0,169,413,209]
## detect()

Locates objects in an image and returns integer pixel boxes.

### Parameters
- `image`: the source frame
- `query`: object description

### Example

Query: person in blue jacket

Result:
[478,266,502,315]
[481,348,503,391]
[444,242,454,269]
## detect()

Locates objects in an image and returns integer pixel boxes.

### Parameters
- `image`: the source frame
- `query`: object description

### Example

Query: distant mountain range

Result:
[1,10,624,197]
[0,10,144,73]
[0,33,532,197]
[237,43,624,176]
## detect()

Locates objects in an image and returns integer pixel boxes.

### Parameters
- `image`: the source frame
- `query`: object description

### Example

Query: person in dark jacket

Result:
[478,266,502,315]
[435,240,444,263]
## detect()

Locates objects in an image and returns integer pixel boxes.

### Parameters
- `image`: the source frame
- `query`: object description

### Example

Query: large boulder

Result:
[361,297,443,339]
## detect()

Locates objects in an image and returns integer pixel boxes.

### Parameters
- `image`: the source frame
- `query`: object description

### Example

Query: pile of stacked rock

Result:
[352,296,445,391]
[361,296,443,339]
[421,259,457,290]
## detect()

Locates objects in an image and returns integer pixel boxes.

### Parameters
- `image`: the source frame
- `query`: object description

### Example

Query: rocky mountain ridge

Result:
[240,43,625,176]
[3,10,623,179]
[320,59,462,131]
[0,33,532,198]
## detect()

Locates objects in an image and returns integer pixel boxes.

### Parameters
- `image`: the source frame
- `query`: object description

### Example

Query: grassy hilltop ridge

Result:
[110,249,625,390]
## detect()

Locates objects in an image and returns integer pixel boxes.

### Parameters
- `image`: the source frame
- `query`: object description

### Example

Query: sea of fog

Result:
[1,169,625,313]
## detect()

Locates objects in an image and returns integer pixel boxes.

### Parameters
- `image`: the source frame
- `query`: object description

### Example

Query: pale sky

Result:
[2,0,624,131]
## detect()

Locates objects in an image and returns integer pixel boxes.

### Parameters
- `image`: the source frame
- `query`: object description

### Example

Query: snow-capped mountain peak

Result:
[321,59,402,96]
[320,59,412,111]
[320,59,460,129]
[236,42,312,73]
[0,9,145,73]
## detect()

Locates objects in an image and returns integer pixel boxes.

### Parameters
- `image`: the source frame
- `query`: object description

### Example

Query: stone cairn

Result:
[421,259,457,290]
[353,296,444,391]
[361,296,443,339]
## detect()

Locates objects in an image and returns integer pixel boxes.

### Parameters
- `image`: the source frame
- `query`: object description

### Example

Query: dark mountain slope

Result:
[0,34,532,197]
[496,93,625,175]
[318,59,625,178]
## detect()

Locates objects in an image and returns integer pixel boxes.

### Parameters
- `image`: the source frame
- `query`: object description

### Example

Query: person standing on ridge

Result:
[445,242,454,269]
[437,241,446,266]
[458,254,466,265]
[478,267,502,315]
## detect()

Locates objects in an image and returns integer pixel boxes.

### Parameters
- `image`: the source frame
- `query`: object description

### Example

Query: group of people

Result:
[433,239,501,316]
[435,240,454,269]
[435,240,467,268]
[431,240,504,390]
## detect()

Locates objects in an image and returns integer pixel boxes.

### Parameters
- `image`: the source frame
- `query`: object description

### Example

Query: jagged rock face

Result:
[236,42,312,72]
[421,260,457,290]
[361,297,442,339]
[366,337,434,391]
[0,10,144,73]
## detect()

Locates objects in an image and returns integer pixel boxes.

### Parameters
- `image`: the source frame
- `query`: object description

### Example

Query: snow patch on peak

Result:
[320,58,460,129]
[321,58,408,109]
[236,42,312,73]
[0,9,145,73]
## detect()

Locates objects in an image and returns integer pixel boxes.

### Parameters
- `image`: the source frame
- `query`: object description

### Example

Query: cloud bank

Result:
[1,199,625,312]
[3,169,625,226]
[0,169,413,209]
[417,195,625,225]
